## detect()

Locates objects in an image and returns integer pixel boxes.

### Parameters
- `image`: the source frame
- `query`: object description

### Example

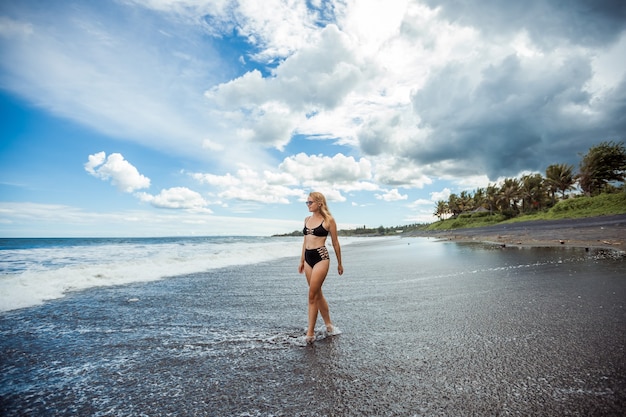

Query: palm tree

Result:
[545,163,574,202]
[498,178,521,216]
[577,141,626,196]
[434,200,449,220]
[520,174,545,213]
[473,187,486,211]
[458,190,473,213]
[485,184,498,214]
[447,193,462,217]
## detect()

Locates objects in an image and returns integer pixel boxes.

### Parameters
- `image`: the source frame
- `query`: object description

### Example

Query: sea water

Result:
[0,236,339,312]
[1,237,624,416]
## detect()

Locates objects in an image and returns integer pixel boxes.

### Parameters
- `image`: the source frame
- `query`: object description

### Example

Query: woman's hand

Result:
[337,265,343,275]
[298,262,305,274]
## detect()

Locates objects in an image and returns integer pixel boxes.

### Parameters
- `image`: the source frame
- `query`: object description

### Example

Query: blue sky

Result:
[1,0,625,237]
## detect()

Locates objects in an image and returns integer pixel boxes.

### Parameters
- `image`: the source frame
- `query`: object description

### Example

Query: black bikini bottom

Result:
[305,246,330,268]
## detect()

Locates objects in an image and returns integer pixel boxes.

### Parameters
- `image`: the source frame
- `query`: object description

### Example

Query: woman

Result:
[298,192,343,343]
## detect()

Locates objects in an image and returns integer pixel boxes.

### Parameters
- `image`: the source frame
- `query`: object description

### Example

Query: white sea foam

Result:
[0,236,359,312]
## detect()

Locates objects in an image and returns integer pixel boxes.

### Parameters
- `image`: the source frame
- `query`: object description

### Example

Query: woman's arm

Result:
[298,236,306,274]
[298,217,309,273]
[329,217,343,275]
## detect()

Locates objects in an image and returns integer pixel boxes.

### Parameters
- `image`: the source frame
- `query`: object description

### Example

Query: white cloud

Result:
[83,152,213,213]
[279,152,372,186]
[375,188,408,201]
[263,170,298,186]
[339,0,409,56]
[313,188,347,203]
[192,167,303,204]
[84,152,150,193]
[202,139,225,151]
[188,152,375,204]
[451,174,492,191]
[270,25,363,110]
[192,172,242,187]
[84,151,106,175]
[136,187,210,211]
[205,24,365,149]
[430,188,451,202]
[212,0,318,60]
[411,198,434,206]
[206,69,266,108]
[217,185,301,204]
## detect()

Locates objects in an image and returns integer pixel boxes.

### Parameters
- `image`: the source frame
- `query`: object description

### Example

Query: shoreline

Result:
[406,214,626,252]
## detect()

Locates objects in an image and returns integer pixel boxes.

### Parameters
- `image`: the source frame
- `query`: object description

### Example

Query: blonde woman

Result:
[298,192,343,343]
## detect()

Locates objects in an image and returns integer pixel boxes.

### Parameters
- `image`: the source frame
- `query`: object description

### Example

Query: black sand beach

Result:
[1,236,625,416]
[411,214,626,251]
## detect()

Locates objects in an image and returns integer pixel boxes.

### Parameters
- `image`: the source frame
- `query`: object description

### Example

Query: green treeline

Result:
[433,141,626,222]
[334,190,626,236]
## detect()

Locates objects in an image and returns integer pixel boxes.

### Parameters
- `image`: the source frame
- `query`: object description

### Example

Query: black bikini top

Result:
[303,218,329,237]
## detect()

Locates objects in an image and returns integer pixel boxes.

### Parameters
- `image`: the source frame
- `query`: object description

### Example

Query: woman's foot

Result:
[325,324,341,336]
[305,334,315,344]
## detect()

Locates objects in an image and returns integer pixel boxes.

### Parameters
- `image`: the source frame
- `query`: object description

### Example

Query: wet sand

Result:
[409,214,626,251]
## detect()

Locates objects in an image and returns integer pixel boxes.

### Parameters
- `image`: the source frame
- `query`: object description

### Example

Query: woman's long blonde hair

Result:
[309,192,332,224]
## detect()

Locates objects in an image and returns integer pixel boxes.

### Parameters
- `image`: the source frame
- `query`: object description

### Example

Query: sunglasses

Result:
[305,201,315,205]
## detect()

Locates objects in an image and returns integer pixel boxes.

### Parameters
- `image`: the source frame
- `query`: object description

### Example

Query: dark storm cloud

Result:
[409,52,620,179]
[600,78,626,134]
[422,0,626,48]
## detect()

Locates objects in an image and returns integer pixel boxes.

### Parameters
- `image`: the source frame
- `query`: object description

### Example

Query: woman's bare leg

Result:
[316,290,331,327]
[305,260,330,338]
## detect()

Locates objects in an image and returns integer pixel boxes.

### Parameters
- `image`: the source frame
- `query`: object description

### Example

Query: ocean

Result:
[0,236,624,416]
[0,236,308,312]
